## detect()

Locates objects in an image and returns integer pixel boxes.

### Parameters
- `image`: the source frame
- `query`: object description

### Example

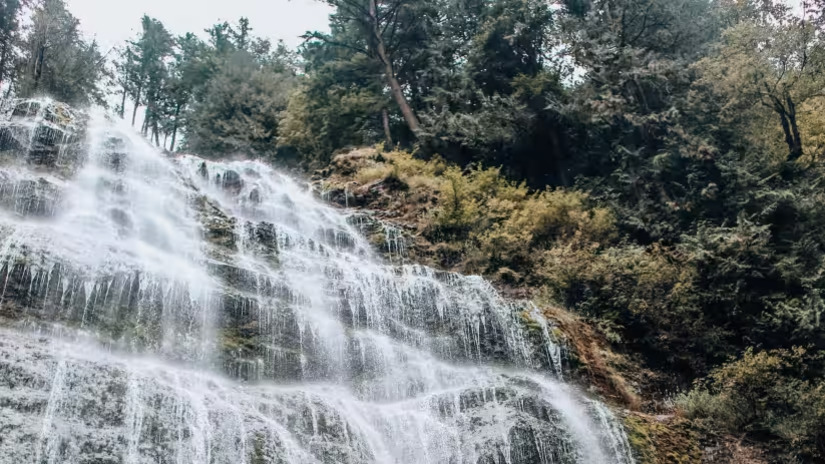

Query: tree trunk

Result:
[549,130,568,187]
[0,42,8,91]
[369,0,420,135]
[131,84,142,127]
[778,110,794,156]
[776,97,804,162]
[384,64,420,134]
[382,108,393,149]
[142,105,151,136]
[170,104,181,152]
[153,118,160,146]
[119,85,127,119]
[141,112,149,136]
[33,45,46,91]
[786,95,803,161]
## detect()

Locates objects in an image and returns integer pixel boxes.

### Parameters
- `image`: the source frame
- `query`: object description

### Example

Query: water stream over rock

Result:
[0,99,635,464]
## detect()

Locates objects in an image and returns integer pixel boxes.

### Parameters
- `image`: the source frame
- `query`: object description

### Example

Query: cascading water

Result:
[0,99,635,464]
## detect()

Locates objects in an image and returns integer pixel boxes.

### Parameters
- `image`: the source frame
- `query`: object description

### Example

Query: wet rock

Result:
[11,100,41,118]
[243,221,279,265]
[248,187,261,204]
[220,170,243,194]
[194,195,237,251]
[208,262,258,294]
[0,172,62,217]
[109,208,133,233]
[0,127,24,152]
[198,161,208,180]
[101,137,128,173]
[0,99,86,176]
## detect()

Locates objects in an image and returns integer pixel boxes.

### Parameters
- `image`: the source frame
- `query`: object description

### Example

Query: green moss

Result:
[625,415,657,463]
[518,310,544,333]
[624,414,702,464]
[250,432,269,464]
[193,195,237,251]
[221,327,260,355]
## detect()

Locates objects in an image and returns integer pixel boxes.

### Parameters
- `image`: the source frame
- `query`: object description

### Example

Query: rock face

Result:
[0,99,635,464]
[0,99,85,173]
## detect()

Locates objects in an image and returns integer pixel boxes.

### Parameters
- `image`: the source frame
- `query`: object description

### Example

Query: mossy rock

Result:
[624,413,702,464]
[193,195,237,250]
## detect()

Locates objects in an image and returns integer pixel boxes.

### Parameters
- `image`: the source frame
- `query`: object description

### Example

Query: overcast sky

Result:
[67,0,333,52]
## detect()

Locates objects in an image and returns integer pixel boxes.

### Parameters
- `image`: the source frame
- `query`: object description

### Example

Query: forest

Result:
[4,0,825,461]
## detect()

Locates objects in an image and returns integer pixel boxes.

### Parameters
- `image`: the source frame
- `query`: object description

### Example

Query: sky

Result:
[67,0,333,53]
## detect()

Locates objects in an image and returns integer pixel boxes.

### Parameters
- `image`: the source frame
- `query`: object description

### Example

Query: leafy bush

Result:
[678,348,825,462]
[330,147,617,281]
[427,164,616,273]
[539,243,721,371]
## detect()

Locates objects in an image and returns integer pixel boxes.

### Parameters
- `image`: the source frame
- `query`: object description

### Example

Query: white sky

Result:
[67,0,333,53]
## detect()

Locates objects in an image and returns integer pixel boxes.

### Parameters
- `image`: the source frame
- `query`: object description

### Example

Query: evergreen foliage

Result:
[15,0,106,105]
[107,16,300,157]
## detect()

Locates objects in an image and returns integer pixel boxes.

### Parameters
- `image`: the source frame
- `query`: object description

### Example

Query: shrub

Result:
[429,165,616,274]
[356,164,395,185]
[678,348,825,462]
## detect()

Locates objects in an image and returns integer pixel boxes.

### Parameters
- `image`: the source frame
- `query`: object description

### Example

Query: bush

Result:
[429,165,616,274]
[674,389,728,422]
[678,348,825,462]
[539,243,721,372]
[328,147,618,282]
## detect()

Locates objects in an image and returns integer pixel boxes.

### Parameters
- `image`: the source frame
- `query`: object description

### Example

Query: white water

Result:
[0,99,635,464]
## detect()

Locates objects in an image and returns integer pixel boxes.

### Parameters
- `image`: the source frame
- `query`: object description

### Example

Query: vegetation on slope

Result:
[316,144,825,462]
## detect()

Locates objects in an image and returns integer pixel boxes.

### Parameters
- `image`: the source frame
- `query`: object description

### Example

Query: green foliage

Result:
[120,15,174,141]
[0,0,22,86]
[15,0,107,105]
[434,173,616,271]
[111,16,299,157]
[623,414,702,464]
[185,51,296,157]
[4,0,825,458]
[540,243,716,369]
[278,55,386,166]
[333,148,616,281]
[678,348,825,461]
[692,12,825,161]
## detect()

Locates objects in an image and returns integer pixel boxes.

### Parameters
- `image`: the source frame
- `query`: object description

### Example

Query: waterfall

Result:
[0,99,635,464]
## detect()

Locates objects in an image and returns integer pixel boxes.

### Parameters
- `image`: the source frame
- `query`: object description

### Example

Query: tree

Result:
[16,0,106,105]
[170,19,299,157]
[159,33,210,151]
[278,53,387,165]
[114,46,136,118]
[305,0,423,136]
[0,0,23,91]
[695,14,825,162]
[122,15,173,137]
[416,0,566,184]
[184,51,296,157]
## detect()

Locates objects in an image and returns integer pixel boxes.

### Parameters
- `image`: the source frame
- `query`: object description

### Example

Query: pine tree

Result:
[123,15,173,137]
[305,0,424,135]
[0,0,23,92]
[16,0,106,105]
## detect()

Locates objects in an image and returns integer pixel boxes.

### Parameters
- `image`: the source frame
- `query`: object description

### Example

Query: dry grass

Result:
[356,164,395,185]
[543,305,642,410]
